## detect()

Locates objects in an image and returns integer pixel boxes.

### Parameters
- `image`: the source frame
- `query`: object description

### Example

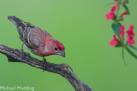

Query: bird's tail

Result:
[7,16,25,28]
[7,16,26,38]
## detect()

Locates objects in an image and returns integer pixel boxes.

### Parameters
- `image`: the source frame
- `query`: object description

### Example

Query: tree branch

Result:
[0,43,92,91]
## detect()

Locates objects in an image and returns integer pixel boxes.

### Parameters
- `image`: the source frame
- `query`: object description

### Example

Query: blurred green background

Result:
[0,0,137,91]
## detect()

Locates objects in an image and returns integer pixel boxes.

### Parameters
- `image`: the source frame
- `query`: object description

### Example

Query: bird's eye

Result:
[55,47,58,50]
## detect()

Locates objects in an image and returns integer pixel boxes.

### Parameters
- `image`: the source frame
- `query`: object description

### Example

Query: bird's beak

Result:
[57,51,65,57]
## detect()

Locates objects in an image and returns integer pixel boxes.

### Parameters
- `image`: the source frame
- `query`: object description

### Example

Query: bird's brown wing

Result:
[20,27,41,50]
[8,16,52,50]
[21,25,52,50]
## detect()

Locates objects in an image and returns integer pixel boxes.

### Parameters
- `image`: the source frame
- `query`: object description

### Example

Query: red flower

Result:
[127,37,135,45]
[129,25,134,30]
[120,11,128,21]
[106,3,118,20]
[110,35,121,46]
[123,2,126,5]
[111,3,118,12]
[119,25,125,39]
[127,25,135,37]
[126,25,135,45]
[121,11,128,16]
[121,17,124,21]
[106,13,116,20]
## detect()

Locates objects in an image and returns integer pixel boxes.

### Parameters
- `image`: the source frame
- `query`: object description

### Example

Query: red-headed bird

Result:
[7,16,65,69]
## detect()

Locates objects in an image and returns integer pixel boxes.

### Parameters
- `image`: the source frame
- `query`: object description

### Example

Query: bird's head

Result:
[44,38,65,57]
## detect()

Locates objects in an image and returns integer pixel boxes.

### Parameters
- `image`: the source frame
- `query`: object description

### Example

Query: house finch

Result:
[7,16,65,70]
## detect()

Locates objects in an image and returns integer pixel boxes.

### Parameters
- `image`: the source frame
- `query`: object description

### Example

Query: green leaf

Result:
[111,22,121,35]
[126,47,137,59]
[129,45,137,51]
[122,47,126,65]
[105,2,115,5]
[123,5,130,15]
[115,43,122,47]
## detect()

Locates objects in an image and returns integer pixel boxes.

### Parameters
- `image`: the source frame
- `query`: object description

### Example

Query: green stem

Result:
[126,47,137,59]
[122,47,127,65]
[116,1,120,20]
[118,34,124,46]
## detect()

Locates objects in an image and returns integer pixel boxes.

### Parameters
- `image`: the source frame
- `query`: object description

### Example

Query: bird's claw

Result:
[42,58,47,72]
[18,48,24,59]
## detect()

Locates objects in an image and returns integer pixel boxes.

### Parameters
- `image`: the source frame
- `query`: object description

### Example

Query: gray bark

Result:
[0,43,92,91]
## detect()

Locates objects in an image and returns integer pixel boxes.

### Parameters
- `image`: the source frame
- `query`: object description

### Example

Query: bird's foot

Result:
[42,58,47,72]
[17,48,24,59]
